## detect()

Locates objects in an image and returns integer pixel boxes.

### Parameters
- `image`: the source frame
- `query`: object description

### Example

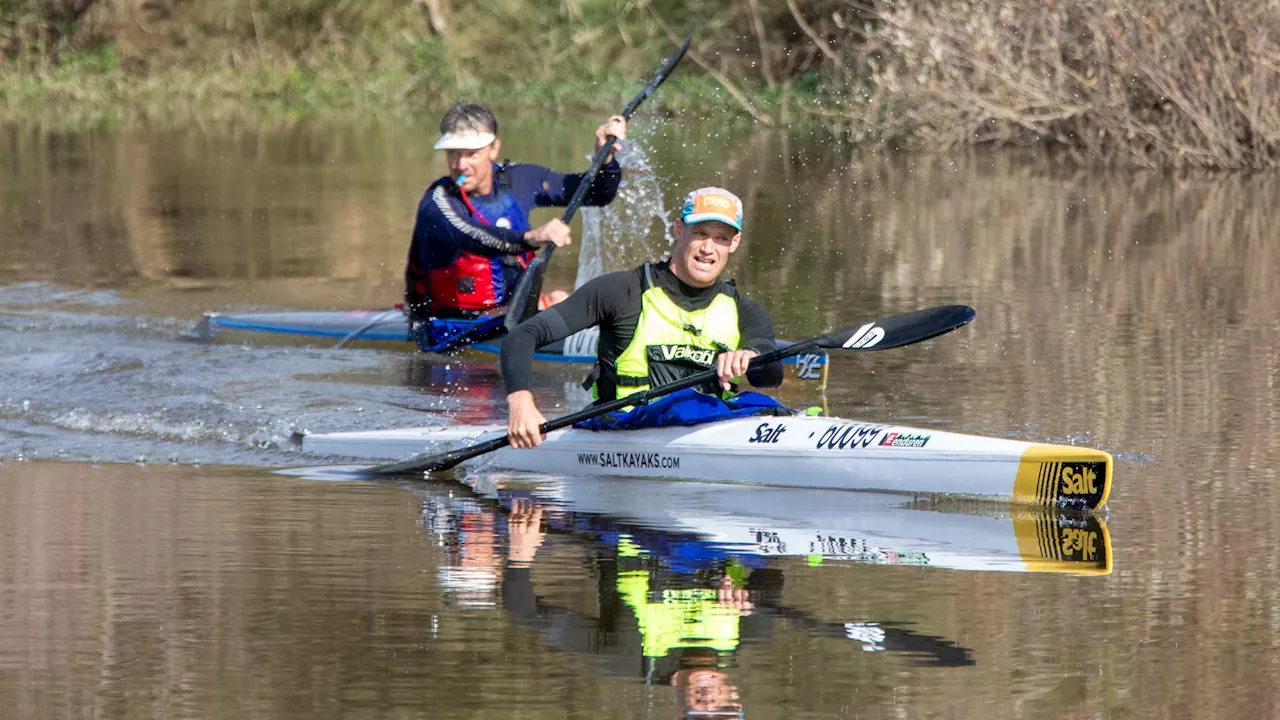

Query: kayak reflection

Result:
[475,474,1113,576]
[411,477,1015,717]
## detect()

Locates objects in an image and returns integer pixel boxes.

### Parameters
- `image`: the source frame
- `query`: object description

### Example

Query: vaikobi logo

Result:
[649,344,717,367]
[842,322,885,349]
[563,327,599,358]
[793,352,824,380]
[843,623,887,652]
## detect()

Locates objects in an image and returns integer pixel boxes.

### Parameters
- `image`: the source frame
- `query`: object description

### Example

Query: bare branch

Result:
[745,0,777,86]
[647,4,774,125]
[786,0,843,68]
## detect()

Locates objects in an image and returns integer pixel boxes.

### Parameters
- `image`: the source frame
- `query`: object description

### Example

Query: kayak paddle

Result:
[362,304,976,475]
[503,35,693,333]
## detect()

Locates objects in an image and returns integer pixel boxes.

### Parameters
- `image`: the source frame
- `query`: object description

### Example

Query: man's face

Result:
[445,139,501,194]
[670,218,741,288]
[676,668,743,718]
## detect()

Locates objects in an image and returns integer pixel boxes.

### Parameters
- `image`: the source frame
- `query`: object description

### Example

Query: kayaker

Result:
[500,187,784,448]
[405,101,627,327]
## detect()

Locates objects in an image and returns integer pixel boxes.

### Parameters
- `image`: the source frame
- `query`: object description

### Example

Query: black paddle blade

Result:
[818,305,975,351]
[367,433,510,475]
[504,258,547,331]
[369,446,472,474]
[620,35,693,117]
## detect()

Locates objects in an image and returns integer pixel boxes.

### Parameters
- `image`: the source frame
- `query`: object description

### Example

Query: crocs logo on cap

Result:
[696,194,735,211]
[680,187,743,231]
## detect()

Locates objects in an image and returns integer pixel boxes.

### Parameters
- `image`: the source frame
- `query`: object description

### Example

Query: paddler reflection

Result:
[402,360,505,426]
[417,485,974,717]
[421,493,503,608]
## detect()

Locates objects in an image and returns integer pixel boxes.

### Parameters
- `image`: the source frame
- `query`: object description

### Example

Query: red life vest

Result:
[426,250,532,311]
[425,173,534,313]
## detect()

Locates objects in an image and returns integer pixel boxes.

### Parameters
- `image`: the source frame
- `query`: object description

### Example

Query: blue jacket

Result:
[405,160,622,317]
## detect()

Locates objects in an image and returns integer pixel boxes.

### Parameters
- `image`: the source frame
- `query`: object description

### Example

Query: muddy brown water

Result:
[1,115,1277,718]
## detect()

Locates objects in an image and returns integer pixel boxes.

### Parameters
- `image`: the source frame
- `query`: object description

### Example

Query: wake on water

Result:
[0,138,677,469]
[0,283,477,467]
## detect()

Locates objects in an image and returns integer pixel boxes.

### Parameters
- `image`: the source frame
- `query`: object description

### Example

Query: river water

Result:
[1,114,1277,719]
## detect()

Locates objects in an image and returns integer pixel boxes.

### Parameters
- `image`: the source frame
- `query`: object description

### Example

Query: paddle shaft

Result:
[333,308,402,349]
[542,136,616,257]
[551,34,693,239]
[505,36,692,331]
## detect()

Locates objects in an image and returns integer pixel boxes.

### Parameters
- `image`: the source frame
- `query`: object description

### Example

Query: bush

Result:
[864,0,1280,168]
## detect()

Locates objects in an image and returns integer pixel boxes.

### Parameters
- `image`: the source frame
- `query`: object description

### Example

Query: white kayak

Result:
[463,474,1112,575]
[298,414,1112,510]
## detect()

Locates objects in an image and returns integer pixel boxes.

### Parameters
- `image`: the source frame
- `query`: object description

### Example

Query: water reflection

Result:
[471,475,1112,576]
[399,358,506,426]
[413,476,991,718]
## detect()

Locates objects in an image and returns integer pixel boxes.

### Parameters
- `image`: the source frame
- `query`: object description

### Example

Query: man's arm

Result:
[737,295,784,388]
[501,271,634,448]
[413,184,535,259]
[530,115,627,209]
[545,161,622,208]
[500,272,626,395]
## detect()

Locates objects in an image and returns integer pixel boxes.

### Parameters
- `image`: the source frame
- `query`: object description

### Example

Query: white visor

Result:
[433,132,497,150]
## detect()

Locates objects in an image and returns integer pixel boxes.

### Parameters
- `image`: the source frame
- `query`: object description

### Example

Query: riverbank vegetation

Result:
[3,0,1278,168]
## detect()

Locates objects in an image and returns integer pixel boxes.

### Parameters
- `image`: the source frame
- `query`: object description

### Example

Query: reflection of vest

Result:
[428,170,534,312]
[614,536,742,658]
[595,263,741,400]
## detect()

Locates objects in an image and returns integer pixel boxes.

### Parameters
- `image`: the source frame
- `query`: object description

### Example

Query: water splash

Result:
[575,137,674,288]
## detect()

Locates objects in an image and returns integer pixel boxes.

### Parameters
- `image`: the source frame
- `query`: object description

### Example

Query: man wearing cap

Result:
[501,187,783,448]
[405,101,627,323]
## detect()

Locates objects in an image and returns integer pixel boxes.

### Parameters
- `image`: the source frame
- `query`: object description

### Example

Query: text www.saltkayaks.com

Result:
[576,451,680,469]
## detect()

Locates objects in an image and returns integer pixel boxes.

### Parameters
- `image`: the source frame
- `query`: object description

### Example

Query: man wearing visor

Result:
[405,101,627,323]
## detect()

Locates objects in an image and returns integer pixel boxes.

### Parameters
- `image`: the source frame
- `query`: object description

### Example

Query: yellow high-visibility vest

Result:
[597,263,741,399]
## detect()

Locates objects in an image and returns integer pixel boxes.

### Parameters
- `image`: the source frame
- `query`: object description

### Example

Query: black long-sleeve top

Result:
[500,260,783,397]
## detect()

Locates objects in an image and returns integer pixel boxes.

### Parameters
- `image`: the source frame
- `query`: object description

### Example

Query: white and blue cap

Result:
[680,187,743,231]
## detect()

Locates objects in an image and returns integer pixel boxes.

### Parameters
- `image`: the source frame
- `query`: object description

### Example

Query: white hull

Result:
[300,415,1112,509]
[463,474,1111,575]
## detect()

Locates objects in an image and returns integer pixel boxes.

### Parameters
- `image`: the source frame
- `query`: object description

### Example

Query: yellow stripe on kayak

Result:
[1013,444,1113,509]
[1012,510,1113,575]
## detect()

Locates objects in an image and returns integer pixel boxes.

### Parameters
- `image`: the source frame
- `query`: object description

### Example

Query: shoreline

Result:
[0,49,843,135]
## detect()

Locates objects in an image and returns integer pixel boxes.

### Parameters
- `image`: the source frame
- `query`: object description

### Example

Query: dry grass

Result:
[860,0,1280,169]
[6,0,1280,168]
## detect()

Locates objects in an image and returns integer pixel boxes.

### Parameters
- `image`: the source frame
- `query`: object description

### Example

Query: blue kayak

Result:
[192,308,828,381]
